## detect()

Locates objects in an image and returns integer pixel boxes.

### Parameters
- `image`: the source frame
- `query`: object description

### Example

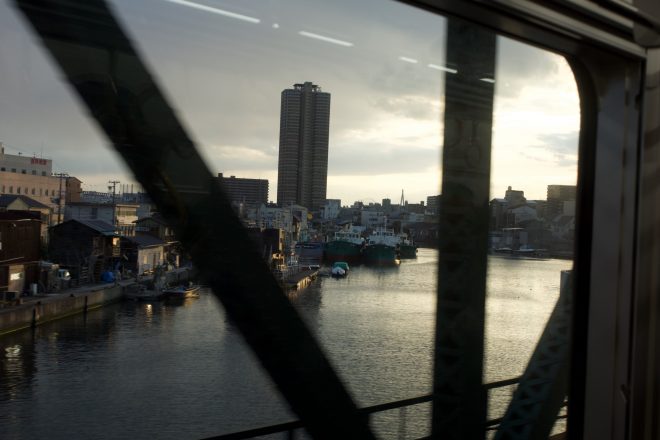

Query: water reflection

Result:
[0,250,572,439]
[2,343,32,402]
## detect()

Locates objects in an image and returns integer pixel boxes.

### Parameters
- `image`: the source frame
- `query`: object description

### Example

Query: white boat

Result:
[331,261,350,277]
[363,228,399,265]
[367,228,399,247]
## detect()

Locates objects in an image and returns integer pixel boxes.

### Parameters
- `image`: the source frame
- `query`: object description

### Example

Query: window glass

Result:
[485,37,577,433]
[0,1,578,439]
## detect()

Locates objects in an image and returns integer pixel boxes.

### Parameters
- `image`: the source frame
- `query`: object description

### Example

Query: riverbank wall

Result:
[0,284,125,336]
[0,267,195,336]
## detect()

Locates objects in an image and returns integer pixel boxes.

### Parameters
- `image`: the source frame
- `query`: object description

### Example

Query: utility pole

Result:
[108,180,120,229]
[53,172,69,224]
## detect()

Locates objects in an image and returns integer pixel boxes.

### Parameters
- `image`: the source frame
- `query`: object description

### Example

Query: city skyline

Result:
[0,0,579,204]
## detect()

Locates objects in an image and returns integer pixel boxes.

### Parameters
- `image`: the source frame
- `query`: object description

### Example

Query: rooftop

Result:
[0,194,50,210]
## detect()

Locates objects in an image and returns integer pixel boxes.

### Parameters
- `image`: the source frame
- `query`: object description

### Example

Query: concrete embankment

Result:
[0,283,125,336]
[0,267,195,336]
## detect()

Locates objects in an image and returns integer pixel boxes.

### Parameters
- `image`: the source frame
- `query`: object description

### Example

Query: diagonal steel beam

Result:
[13,1,374,438]
[494,271,572,440]
[432,18,496,440]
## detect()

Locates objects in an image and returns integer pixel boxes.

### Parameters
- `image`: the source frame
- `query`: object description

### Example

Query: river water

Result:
[0,249,572,439]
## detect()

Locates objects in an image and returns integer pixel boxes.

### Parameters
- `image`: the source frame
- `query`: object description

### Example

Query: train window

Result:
[485,36,578,437]
[0,0,583,439]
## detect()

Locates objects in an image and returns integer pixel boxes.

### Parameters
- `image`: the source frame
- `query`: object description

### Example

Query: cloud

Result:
[494,37,563,99]
[371,95,442,121]
[203,144,277,174]
[329,143,440,176]
[0,0,581,205]
[534,132,579,155]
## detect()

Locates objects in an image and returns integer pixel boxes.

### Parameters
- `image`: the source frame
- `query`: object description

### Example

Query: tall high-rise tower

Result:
[276,82,330,210]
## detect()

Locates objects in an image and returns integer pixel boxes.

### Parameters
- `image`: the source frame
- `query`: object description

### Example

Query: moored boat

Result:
[363,228,399,265]
[331,261,350,277]
[125,284,168,301]
[162,284,201,298]
[325,230,364,264]
[397,233,418,259]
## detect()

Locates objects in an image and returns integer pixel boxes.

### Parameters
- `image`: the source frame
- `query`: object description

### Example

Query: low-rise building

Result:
[134,213,180,267]
[0,143,76,224]
[65,202,139,236]
[321,199,341,220]
[217,173,268,205]
[49,219,120,283]
[426,195,441,215]
[360,210,385,228]
[247,204,309,243]
[0,211,41,298]
[120,234,166,276]
[0,195,51,241]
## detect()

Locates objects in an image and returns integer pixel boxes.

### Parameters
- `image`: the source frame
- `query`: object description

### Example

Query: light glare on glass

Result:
[428,63,458,74]
[399,56,418,64]
[298,31,354,47]
[163,0,261,24]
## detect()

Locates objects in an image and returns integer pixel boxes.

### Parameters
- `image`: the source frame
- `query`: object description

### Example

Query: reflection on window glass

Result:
[486,37,578,435]
[0,1,577,439]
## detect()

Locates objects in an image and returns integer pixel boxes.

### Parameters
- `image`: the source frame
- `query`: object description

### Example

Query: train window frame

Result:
[11,0,660,439]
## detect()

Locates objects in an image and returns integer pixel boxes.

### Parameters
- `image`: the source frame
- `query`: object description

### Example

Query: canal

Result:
[0,249,572,439]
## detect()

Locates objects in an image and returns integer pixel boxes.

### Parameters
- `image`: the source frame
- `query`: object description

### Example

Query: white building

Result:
[249,204,310,242]
[360,211,385,228]
[65,202,139,236]
[0,143,52,176]
[0,143,66,223]
[403,212,425,223]
[321,199,341,220]
[509,205,539,224]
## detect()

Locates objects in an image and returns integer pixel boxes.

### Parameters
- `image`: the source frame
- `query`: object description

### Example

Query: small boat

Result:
[125,284,167,301]
[331,261,350,277]
[162,284,201,298]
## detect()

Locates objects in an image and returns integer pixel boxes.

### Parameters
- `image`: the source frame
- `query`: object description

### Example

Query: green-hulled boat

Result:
[363,228,399,265]
[325,230,364,264]
[397,233,418,259]
[362,243,398,265]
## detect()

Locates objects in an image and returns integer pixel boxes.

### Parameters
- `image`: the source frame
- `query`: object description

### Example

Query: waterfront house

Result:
[49,219,120,284]
[120,234,166,276]
[134,213,180,267]
[133,213,176,242]
[0,194,51,240]
[0,211,41,299]
[64,201,138,236]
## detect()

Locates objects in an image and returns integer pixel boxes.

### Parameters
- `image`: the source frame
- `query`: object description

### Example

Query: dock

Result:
[284,269,319,291]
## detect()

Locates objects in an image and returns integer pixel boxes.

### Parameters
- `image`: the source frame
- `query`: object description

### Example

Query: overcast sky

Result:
[0,0,579,204]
